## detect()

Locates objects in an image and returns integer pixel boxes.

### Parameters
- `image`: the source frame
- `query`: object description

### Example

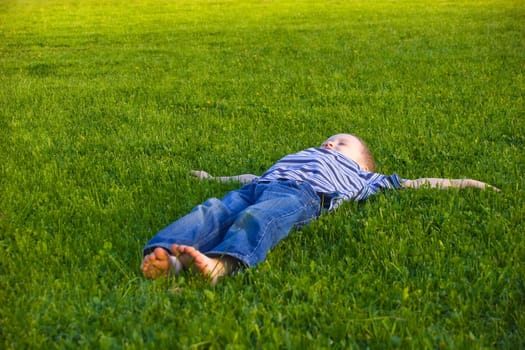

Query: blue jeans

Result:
[143,180,321,267]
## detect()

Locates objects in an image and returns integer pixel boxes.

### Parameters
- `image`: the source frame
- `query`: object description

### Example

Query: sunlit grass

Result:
[1,0,524,348]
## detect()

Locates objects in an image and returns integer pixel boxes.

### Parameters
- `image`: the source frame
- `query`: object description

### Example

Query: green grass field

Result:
[1,0,524,348]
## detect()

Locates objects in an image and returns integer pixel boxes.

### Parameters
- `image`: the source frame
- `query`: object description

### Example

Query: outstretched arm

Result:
[402,178,500,191]
[190,170,258,184]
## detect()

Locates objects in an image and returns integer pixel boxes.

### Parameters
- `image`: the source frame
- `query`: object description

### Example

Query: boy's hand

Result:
[191,170,213,180]
[469,180,501,192]
[403,178,500,191]
[190,171,258,184]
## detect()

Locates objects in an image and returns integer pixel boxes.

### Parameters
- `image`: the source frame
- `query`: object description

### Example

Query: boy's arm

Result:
[190,170,258,184]
[402,178,500,191]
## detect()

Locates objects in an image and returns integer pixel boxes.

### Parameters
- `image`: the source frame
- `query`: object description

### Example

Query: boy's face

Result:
[321,134,366,168]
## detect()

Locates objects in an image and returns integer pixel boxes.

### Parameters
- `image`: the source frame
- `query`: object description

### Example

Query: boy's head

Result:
[321,134,376,172]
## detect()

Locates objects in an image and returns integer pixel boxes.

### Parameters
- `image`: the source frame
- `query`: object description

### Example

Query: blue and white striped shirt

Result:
[258,148,404,210]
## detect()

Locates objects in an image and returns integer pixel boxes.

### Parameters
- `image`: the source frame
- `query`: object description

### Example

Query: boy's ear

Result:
[358,160,370,171]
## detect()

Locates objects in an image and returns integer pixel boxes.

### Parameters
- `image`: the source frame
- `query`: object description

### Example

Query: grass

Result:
[1,0,524,348]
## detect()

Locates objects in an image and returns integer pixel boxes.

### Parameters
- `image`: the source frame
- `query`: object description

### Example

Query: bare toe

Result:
[170,245,228,285]
[170,244,193,267]
[141,247,179,279]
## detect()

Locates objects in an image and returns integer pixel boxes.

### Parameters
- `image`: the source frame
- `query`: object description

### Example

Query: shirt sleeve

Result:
[357,172,406,200]
[372,173,405,190]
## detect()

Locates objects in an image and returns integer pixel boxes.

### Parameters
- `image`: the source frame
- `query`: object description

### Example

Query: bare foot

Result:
[170,244,237,285]
[141,247,183,279]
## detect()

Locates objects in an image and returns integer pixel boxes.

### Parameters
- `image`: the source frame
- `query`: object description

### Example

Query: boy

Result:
[141,134,498,285]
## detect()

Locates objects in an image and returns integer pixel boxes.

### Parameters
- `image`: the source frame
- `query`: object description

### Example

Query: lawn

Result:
[1,0,524,348]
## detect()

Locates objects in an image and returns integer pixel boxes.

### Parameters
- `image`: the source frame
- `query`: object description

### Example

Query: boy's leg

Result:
[142,184,256,279]
[206,181,321,267]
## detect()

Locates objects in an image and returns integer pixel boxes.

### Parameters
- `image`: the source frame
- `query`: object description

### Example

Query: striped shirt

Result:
[258,148,404,210]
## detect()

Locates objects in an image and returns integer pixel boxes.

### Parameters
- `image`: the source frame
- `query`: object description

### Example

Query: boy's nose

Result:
[323,142,334,149]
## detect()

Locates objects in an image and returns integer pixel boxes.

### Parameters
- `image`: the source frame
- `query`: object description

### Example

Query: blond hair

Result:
[353,135,376,172]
